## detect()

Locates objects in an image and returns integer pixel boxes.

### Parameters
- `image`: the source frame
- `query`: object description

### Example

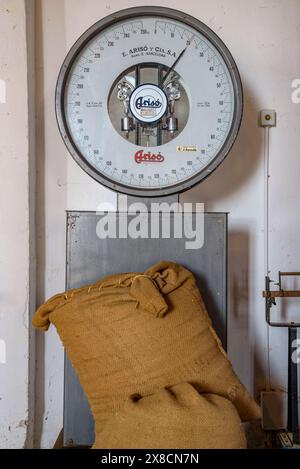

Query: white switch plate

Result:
[259,109,277,127]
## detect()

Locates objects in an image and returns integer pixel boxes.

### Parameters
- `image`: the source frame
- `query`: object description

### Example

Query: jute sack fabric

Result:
[33,261,260,447]
[97,383,247,449]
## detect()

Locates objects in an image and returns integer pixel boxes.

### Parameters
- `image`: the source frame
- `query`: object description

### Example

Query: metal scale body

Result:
[55,7,243,447]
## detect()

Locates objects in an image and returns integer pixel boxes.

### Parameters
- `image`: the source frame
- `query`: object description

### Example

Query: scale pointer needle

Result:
[159,47,187,87]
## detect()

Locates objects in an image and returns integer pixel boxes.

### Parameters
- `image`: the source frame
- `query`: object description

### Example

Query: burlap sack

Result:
[97,383,247,449]
[33,261,260,447]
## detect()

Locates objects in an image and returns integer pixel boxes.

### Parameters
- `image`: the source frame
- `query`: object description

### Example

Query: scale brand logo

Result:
[135,149,164,164]
[135,95,162,109]
[129,84,167,123]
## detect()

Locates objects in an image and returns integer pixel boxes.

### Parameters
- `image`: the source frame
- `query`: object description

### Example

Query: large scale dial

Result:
[56,6,243,197]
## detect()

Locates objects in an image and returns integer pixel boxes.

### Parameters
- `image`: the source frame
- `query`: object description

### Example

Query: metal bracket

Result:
[262,271,300,446]
[263,271,300,327]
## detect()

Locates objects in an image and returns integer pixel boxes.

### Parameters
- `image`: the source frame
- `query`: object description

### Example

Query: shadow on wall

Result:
[230,230,253,392]
[182,82,265,397]
[228,229,265,396]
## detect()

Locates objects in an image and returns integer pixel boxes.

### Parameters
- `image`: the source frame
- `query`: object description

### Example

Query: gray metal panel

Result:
[64,211,227,447]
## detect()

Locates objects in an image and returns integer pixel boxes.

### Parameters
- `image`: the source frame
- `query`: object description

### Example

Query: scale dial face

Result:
[56,6,243,196]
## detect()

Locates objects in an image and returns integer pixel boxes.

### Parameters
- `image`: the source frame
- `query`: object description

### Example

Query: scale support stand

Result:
[263,271,300,447]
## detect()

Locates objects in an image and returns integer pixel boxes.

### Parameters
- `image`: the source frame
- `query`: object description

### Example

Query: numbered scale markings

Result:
[56,7,243,196]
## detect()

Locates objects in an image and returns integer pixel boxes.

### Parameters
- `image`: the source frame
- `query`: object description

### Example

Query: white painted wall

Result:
[0,0,35,449]
[33,0,300,448]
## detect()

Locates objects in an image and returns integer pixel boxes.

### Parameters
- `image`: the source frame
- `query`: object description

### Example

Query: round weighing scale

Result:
[55,6,243,197]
